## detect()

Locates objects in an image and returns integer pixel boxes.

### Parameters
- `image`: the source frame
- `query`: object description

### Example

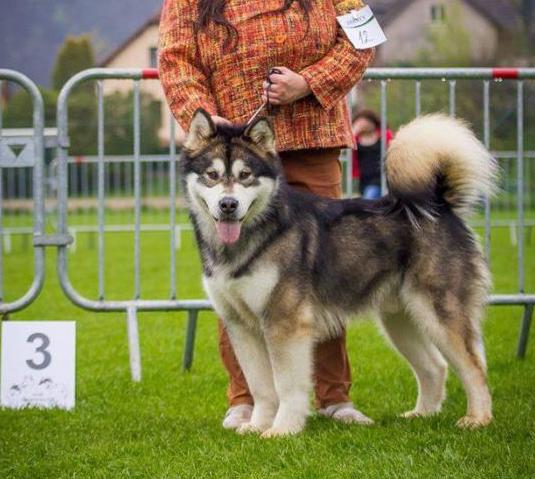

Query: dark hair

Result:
[353,109,382,129]
[195,0,312,52]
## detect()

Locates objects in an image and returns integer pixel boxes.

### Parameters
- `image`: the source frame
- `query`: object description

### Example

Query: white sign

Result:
[1,321,76,410]
[337,5,387,49]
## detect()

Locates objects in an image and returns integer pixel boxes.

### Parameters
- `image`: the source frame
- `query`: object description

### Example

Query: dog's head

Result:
[182,108,282,246]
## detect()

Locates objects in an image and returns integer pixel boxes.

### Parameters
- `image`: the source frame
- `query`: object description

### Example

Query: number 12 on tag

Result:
[1,321,76,410]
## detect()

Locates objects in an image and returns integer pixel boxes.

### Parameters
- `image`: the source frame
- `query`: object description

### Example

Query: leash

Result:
[246,67,282,126]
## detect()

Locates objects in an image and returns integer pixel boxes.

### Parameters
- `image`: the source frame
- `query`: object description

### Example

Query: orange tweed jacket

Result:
[159,0,374,151]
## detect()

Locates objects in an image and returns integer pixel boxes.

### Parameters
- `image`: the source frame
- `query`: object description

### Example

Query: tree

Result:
[3,87,57,128]
[359,2,475,136]
[51,35,95,90]
[415,1,472,68]
[104,91,162,155]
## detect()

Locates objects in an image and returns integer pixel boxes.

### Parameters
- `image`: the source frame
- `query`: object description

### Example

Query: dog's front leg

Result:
[262,333,314,438]
[225,321,279,434]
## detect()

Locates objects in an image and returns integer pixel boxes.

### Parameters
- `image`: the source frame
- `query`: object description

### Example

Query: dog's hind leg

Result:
[403,291,492,428]
[380,311,448,418]
[225,322,279,434]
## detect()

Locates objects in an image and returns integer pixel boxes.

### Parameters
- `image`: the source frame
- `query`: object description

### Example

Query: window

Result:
[431,4,446,23]
[149,47,158,68]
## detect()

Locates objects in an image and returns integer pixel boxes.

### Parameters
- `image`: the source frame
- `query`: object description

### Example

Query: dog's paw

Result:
[260,425,303,438]
[456,415,492,429]
[401,407,441,419]
[236,422,263,435]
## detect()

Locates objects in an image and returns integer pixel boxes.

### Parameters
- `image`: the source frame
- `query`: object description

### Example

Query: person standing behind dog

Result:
[352,109,393,199]
[159,0,375,429]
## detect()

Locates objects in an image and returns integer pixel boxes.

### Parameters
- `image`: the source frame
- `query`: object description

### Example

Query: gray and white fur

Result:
[181,109,497,437]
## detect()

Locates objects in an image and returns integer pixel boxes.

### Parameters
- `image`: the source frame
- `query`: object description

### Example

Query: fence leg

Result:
[126,305,142,381]
[182,310,198,371]
[517,304,533,359]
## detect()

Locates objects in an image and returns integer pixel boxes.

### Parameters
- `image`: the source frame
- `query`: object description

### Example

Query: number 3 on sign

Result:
[26,333,52,370]
[1,322,76,410]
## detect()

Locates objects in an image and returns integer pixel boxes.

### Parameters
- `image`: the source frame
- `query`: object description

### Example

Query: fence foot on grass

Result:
[517,304,533,359]
[126,305,142,381]
[182,310,198,372]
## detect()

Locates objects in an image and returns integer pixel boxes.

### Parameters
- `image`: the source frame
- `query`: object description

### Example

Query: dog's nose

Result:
[219,197,238,214]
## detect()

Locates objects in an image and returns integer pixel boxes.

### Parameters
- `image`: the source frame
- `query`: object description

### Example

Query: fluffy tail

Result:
[386,114,498,219]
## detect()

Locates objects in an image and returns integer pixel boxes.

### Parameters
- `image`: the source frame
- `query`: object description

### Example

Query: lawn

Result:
[0,209,534,478]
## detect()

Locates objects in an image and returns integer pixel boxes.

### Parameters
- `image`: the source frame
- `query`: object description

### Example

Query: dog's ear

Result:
[244,117,276,155]
[184,108,215,152]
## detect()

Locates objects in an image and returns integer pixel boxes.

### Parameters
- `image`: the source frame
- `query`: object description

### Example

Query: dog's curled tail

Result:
[386,114,498,219]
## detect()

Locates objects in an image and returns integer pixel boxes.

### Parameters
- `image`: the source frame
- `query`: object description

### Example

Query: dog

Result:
[181,108,497,437]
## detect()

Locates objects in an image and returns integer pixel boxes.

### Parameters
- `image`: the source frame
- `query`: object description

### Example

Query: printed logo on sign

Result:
[337,5,387,50]
[1,322,76,410]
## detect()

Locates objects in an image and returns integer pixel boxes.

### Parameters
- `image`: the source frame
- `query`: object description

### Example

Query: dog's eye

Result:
[206,169,219,181]
[239,169,252,181]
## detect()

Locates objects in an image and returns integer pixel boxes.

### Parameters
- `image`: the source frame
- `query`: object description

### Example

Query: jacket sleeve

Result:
[299,0,375,111]
[158,0,217,131]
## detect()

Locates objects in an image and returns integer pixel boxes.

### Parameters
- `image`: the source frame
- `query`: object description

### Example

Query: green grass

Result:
[0,210,534,478]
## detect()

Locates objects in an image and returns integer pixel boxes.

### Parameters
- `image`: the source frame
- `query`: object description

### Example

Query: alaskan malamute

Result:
[182,109,497,437]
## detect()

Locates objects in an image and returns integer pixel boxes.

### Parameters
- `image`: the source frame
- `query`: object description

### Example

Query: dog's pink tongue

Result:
[216,221,241,245]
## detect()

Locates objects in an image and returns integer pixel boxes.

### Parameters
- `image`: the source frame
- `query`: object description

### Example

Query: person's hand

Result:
[262,67,311,105]
[211,115,232,127]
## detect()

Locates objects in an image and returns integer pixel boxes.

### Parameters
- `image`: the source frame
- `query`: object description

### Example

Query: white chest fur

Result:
[204,262,280,322]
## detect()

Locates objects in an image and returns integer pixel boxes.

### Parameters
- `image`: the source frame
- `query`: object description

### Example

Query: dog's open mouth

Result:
[215,221,241,245]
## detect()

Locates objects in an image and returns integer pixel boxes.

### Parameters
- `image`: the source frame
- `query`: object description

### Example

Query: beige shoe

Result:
[318,402,374,425]
[222,404,253,430]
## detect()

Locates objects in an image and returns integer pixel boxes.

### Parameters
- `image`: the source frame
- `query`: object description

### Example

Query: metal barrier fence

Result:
[56,69,211,381]
[0,70,46,314]
[0,150,533,212]
[1,67,533,381]
[357,68,535,359]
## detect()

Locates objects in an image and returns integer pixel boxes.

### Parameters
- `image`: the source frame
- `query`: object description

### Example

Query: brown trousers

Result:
[218,147,352,409]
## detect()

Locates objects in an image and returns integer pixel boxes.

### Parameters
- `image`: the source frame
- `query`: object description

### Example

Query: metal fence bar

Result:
[345,94,354,198]
[0,69,45,314]
[483,80,491,262]
[82,162,89,204]
[7,169,14,203]
[380,80,387,194]
[133,80,141,300]
[182,309,198,371]
[515,80,531,358]
[415,80,421,116]
[449,80,456,117]
[70,163,77,198]
[113,161,120,196]
[346,147,353,198]
[517,305,534,359]
[21,168,28,200]
[126,305,142,381]
[0,81,3,303]
[363,67,535,79]
[517,81,525,294]
[97,80,105,300]
[157,161,165,196]
[169,113,177,299]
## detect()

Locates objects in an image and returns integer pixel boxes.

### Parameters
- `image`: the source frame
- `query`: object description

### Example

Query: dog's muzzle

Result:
[216,197,241,245]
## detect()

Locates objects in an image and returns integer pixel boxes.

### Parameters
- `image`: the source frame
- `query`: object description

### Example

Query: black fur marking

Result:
[185,117,487,326]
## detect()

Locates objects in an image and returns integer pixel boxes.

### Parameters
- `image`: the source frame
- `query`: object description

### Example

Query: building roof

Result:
[100,0,520,66]
[100,11,160,66]
[367,0,519,30]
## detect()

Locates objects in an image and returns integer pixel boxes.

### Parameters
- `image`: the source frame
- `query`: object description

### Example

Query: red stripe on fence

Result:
[492,68,519,79]
[142,68,160,79]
